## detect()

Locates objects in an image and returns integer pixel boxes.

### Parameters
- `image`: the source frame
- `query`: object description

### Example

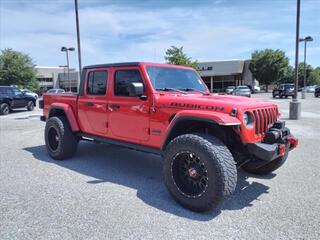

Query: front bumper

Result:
[246,121,298,162]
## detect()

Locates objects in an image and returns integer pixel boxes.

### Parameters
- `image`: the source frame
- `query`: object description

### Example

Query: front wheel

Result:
[45,116,78,160]
[163,133,237,212]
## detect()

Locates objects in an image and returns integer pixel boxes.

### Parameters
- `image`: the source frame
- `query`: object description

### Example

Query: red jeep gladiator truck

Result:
[40,62,298,212]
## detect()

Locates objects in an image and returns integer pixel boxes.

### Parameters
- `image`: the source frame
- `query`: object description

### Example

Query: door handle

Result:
[109,104,120,109]
[85,102,94,107]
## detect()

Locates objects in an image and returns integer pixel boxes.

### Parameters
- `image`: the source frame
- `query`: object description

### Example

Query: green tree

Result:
[164,46,199,69]
[249,49,289,92]
[298,63,320,86]
[0,48,39,91]
[281,65,294,83]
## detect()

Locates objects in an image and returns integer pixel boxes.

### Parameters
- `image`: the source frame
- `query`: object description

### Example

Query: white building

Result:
[35,66,78,92]
[198,60,257,92]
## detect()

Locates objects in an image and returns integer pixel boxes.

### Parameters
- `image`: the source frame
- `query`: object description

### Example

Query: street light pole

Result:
[61,47,75,92]
[289,0,301,120]
[59,65,67,89]
[299,36,313,99]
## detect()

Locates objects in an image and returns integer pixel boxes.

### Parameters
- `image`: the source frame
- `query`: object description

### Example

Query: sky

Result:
[0,0,319,70]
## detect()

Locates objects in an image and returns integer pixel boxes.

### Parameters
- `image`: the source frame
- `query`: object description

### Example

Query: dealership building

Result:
[35,66,79,93]
[198,59,257,92]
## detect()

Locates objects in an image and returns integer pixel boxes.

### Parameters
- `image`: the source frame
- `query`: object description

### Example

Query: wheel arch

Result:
[161,115,241,151]
[48,104,79,132]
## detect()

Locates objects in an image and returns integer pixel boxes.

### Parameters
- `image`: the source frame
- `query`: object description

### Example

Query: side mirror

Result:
[128,82,145,98]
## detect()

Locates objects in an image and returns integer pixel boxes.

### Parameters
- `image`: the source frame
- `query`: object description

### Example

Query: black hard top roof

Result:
[83,62,141,69]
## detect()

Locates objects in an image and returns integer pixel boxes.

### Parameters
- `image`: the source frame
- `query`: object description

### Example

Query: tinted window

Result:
[146,66,207,92]
[114,70,143,96]
[87,71,107,95]
[12,88,22,95]
[0,87,11,95]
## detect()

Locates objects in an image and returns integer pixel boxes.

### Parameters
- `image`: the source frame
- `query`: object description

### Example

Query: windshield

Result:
[237,86,249,90]
[146,66,208,92]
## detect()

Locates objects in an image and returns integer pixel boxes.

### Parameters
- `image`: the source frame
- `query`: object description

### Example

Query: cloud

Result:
[1,0,319,68]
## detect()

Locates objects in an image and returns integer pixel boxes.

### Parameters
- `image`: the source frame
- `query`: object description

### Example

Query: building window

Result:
[87,71,107,95]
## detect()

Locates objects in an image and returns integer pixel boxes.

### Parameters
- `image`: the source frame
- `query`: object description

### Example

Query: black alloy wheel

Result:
[47,126,60,152]
[172,151,208,198]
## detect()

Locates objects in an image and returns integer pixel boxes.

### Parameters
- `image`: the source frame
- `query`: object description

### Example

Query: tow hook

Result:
[287,136,299,148]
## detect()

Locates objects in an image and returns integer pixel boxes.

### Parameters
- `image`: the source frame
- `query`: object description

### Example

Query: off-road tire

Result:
[27,101,34,111]
[0,103,10,115]
[45,116,78,160]
[163,133,237,212]
[242,154,288,175]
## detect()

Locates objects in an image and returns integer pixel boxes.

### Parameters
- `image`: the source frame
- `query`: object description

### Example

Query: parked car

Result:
[253,85,261,93]
[272,84,295,98]
[225,86,235,94]
[46,89,65,94]
[21,89,38,99]
[0,86,36,115]
[40,62,298,212]
[306,85,316,93]
[232,86,251,97]
[315,86,320,97]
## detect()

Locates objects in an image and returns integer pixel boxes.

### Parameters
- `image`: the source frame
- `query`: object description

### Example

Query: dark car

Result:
[315,86,320,98]
[272,84,295,98]
[0,86,36,115]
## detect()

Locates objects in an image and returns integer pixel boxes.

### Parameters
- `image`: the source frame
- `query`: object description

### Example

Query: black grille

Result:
[252,107,278,135]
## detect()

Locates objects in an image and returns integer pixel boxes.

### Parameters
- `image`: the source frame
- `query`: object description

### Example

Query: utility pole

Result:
[74,0,82,90]
[289,0,301,120]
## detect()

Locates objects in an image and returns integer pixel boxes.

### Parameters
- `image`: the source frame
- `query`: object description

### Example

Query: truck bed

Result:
[43,93,78,119]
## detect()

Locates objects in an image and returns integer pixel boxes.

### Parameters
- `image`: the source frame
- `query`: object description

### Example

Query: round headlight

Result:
[243,112,254,128]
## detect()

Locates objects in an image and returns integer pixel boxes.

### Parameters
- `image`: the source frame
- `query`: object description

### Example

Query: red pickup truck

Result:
[40,62,298,212]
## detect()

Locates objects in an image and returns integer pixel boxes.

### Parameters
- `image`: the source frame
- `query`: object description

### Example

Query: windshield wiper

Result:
[179,88,210,95]
[156,88,187,93]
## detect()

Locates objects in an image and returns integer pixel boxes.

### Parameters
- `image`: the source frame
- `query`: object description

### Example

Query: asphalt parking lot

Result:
[1,93,319,240]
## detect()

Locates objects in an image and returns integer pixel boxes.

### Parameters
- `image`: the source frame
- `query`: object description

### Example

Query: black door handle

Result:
[110,104,120,109]
[85,102,94,107]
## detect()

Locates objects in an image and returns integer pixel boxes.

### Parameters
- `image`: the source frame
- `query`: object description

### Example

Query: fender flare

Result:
[161,110,241,150]
[48,103,79,132]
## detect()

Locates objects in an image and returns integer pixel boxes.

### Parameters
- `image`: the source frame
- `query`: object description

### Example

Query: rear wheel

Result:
[27,101,34,111]
[0,103,10,115]
[45,116,78,160]
[163,133,237,212]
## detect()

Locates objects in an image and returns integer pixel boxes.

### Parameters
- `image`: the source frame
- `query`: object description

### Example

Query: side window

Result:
[87,70,108,95]
[114,70,144,96]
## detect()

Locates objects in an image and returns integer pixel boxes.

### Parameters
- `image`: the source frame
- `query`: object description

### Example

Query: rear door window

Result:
[87,71,108,95]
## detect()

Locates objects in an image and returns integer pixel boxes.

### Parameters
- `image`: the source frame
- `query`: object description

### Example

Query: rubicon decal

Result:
[170,102,224,111]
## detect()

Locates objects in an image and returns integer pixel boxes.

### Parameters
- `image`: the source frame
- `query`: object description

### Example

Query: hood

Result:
[155,93,277,114]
